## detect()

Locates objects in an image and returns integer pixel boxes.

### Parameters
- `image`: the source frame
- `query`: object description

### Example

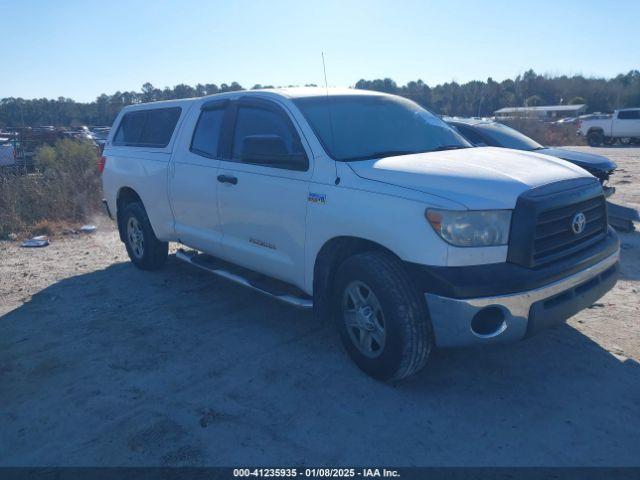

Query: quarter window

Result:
[191,107,225,157]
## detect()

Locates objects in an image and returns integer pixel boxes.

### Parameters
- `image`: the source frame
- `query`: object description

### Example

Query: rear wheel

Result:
[587,130,603,147]
[333,251,433,381]
[120,202,168,270]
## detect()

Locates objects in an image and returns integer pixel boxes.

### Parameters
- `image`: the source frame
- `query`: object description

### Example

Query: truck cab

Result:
[101,88,620,381]
[579,108,640,146]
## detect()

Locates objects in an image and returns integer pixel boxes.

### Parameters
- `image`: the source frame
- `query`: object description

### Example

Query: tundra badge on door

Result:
[308,193,326,204]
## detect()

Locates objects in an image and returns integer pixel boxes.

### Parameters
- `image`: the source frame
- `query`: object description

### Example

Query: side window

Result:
[114,111,145,145]
[231,105,307,171]
[113,107,181,147]
[191,107,225,157]
[140,108,181,146]
[618,110,640,120]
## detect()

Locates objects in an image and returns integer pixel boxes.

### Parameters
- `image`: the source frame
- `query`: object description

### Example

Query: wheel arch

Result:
[116,186,146,242]
[312,235,400,319]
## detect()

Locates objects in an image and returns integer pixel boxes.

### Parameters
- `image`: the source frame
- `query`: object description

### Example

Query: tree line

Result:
[1,69,639,127]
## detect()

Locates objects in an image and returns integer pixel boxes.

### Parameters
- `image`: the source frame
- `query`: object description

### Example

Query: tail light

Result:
[97,155,106,174]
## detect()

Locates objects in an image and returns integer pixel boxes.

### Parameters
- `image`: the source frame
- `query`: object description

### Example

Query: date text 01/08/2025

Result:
[232,468,400,478]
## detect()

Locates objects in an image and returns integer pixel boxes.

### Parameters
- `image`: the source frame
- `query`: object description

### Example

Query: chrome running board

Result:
[175,249,313,309]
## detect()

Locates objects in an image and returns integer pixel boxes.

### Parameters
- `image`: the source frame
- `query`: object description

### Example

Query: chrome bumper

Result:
[425,251,620,347]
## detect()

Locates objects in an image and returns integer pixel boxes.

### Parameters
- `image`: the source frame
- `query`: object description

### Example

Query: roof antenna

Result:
[322,52,340,185]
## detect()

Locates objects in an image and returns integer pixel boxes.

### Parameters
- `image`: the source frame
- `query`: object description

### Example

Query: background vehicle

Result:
[101,89,620,381]
[447,118,617,192]
[448,118,639,231]
[0,136,16,167]
[577,108,640,146]
[89,127,110,149]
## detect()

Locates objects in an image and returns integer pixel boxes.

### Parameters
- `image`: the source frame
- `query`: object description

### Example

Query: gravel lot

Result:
[1,147,639,467]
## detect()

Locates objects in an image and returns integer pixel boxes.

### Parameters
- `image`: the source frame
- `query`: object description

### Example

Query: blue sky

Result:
[2,0,638,102]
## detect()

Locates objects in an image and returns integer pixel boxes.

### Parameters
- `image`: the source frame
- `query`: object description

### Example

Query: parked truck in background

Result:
[578,108,640,146]
[100,88,620,381]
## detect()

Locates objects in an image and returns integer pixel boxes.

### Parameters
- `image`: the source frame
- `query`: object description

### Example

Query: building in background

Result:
[494,104,587,121]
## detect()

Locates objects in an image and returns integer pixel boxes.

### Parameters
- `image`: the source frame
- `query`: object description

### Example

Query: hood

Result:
[537,147,617,173]
[348,147,592,210]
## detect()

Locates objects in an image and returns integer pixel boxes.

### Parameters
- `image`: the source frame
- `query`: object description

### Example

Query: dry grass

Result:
[501,118,587,146]
[0,139,102,239]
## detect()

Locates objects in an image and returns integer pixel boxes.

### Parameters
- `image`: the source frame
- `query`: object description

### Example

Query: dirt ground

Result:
[1,147,639,467]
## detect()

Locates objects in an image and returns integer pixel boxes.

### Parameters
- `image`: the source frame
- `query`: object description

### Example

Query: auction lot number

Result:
[234,468,400,478]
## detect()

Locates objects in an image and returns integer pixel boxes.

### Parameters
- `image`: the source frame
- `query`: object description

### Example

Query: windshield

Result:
[476,123,543,151]
[294,95,470,161]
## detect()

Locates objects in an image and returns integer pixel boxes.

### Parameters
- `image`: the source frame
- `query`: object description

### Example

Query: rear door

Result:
[613,109,640,137]
[169,99,229,253]
[215,98,312,287]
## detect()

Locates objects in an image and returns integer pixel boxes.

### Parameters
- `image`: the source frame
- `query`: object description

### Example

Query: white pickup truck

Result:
[101,88,620,381]
[578,108,640,146]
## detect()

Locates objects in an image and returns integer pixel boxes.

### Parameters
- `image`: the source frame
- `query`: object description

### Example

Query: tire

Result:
[332,251,433,381]
[587,130,603,147]
[119,202,168,270]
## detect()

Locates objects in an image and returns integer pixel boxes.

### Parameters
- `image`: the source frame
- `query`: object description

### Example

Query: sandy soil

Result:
[0,147,639,466]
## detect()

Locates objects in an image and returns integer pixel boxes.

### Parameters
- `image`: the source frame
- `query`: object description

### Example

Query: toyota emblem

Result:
[571,212,586,235]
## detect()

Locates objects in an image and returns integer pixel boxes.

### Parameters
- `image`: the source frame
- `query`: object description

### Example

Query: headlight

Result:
[425,209,511,247]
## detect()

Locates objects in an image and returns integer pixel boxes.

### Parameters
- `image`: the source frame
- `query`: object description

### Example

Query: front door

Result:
[216,98,312,288]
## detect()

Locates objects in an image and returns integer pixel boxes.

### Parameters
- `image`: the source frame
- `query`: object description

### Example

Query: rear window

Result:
[113,107,181,147]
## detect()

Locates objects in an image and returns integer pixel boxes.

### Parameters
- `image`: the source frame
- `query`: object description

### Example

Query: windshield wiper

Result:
[429,145,470,152]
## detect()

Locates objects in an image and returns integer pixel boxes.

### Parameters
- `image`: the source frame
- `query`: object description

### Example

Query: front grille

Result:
[532,196,607,265]
[507,178,608,268]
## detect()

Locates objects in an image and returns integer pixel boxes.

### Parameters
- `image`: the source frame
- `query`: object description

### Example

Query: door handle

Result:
[217,174,238,185]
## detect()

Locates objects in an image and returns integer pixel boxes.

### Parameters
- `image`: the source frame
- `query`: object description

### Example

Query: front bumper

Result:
[425,250,620,347]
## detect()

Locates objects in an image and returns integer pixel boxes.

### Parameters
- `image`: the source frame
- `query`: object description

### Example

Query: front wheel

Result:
[333,251,433,381]
[120,202,168,270]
